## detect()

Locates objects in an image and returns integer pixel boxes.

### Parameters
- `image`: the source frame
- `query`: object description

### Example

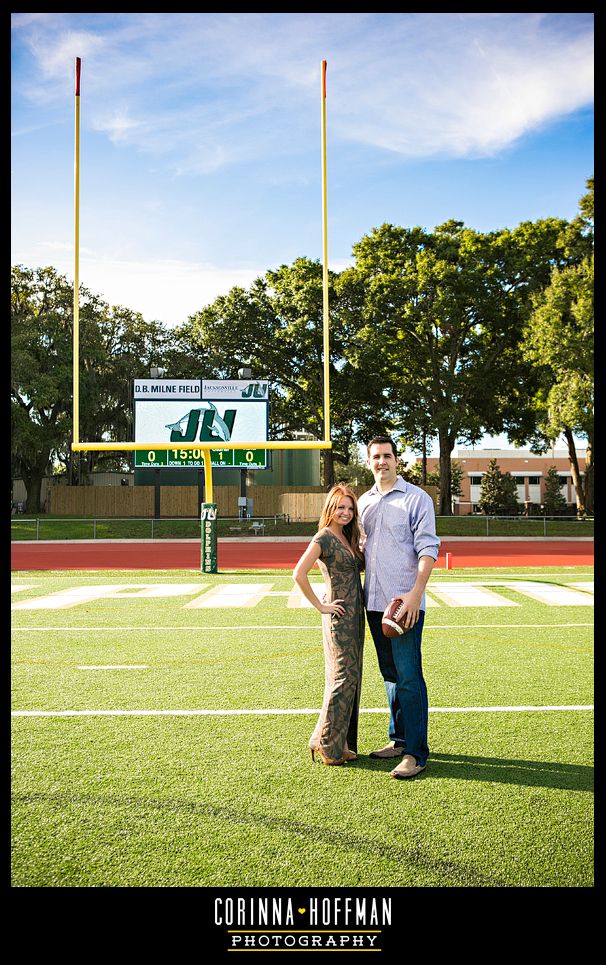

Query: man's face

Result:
[367,443,398,486]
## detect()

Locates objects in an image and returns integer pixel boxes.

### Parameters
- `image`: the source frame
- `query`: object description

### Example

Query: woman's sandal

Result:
[310,748,346,766]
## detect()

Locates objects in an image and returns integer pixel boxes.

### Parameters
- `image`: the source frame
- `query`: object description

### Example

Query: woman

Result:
[293,484,365,765]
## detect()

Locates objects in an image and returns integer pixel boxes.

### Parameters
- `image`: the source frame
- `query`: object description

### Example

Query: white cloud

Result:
[14,246,263,327]
[77,257,262,326]
[92,108,141,143]
[326,14,594,158]
[12,13,593,164]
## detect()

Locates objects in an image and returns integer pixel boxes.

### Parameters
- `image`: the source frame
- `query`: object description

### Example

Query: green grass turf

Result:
[11,567,593,887]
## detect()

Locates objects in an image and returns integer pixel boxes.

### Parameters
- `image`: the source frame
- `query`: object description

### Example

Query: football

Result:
[381,597,410,638]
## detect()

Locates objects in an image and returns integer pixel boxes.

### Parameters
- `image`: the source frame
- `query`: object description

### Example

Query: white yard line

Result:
[11,583,206,610]
[11,705,594,718]
[11,579,594,611]
[474,580,594,606]
[428,585,519,607]
[78,665,149,670]
[11,623,594,631]
[11,625,321,631]
[184,583,274,609]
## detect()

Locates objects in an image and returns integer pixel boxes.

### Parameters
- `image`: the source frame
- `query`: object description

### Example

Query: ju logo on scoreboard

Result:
[165,403,236,443]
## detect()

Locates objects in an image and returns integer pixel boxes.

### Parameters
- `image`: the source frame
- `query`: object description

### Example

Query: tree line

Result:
[12,179,593,515]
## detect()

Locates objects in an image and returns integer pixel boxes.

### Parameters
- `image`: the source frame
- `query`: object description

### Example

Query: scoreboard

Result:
[133,379,268,469]
[135,447,266,469]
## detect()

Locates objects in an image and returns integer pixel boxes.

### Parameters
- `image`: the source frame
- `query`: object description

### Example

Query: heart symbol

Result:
[298,908,306,914]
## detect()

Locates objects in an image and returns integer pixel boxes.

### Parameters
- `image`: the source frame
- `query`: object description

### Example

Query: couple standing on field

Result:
[293,436,440,780]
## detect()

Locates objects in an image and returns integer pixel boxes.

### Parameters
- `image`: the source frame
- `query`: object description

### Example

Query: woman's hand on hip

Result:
[320,599,345,616]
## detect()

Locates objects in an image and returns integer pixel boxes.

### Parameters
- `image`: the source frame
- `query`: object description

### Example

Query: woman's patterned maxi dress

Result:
[308,529,365,760]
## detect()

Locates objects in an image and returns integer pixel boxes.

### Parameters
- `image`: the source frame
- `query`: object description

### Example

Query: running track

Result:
[11,538,594,570]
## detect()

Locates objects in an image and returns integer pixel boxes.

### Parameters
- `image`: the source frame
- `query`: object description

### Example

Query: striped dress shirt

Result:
[357,476,440,612]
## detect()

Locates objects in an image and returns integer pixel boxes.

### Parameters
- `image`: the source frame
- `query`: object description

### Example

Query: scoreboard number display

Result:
[135,448,267,468]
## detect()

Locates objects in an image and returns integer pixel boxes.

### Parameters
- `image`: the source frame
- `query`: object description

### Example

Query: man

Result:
[357,436,440,779]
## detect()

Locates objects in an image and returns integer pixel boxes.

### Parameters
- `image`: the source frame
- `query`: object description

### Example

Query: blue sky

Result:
[11,13,593,454]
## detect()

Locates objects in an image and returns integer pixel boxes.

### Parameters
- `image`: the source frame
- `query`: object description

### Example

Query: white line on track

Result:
[11,705,594,717]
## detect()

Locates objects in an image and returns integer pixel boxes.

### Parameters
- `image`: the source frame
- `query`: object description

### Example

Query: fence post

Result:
[486,516,490,537]
[93,518,96,540]
[36,517,40,541]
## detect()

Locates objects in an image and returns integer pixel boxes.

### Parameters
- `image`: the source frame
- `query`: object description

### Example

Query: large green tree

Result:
[338,218,567,513]
[12,266,75,511]
[519,179,594,514]
[12,265,169,511]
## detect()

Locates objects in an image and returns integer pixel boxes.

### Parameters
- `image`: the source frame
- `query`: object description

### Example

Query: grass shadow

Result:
[12,790,508,886]
[353,751,593,791]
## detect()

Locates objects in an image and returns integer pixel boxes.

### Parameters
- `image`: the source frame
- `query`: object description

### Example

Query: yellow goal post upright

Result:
[71,59,332,569]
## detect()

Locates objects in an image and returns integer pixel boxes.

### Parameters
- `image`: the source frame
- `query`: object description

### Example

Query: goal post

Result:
[71,58,333,570]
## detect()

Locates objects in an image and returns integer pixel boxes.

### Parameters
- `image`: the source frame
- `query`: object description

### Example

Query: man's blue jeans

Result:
[366,610,429,767]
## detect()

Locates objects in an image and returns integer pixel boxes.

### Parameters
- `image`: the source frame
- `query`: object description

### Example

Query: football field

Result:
[12,566,593,888]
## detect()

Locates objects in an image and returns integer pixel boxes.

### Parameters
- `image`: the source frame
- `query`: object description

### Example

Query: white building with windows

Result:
[419,448,586,514]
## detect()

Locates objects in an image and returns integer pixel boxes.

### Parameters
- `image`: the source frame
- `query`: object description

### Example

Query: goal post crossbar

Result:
[71,441,331,451]
[71,440,332,503]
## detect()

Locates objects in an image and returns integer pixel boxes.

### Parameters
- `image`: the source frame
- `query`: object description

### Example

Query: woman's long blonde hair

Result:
[319,484,364,563]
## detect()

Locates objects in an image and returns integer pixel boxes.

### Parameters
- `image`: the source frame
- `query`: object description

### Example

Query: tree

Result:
[478,459,519,515]
[402,459,463,503]
[520,178,594,514]
[59,302,170,482]
[338,218,567,513]
[177,258,386,487]
[12,266,75,511]
[542,465,567,515]
[334,444,374,487]
[11,265,170,511]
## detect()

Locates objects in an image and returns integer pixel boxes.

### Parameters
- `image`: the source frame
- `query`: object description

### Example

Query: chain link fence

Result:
[10,514,594,541]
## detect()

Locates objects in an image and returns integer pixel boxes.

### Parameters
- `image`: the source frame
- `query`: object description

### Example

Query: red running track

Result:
[11,539,594,570]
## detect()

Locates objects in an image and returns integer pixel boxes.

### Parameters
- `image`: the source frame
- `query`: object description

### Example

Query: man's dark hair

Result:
[367,436,398,458]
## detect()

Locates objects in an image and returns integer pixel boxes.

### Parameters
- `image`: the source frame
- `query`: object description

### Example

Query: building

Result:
[418,448,587,515]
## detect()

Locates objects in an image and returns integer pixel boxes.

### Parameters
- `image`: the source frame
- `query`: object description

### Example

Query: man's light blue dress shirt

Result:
[357,477,441,612]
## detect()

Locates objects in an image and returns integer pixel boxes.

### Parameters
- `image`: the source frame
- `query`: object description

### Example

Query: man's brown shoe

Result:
[390,754,426,779]
[369,742,405,759]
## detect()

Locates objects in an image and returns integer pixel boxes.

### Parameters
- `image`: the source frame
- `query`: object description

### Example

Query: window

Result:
[527,476,540,485]
[469,476,482,486]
